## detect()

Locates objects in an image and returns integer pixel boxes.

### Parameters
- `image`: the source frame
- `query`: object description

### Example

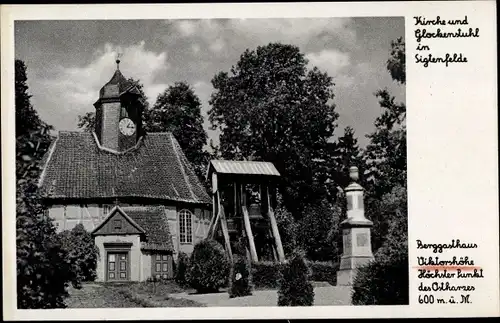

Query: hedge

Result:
[252,260,339,288]
[251,261,284,289]
[306,261,339,286]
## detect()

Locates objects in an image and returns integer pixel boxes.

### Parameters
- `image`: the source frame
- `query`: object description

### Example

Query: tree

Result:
[16,59,78,308]
[364,37,406,200]
[77,112,96,132]
[296,199,342,262]
[15,60,52,137]
[76,78,149,132]
[208,43,339,218]
[313,126,364,206]
[333,126,364,188]
[363,37,407,252]
[145,82,209,180]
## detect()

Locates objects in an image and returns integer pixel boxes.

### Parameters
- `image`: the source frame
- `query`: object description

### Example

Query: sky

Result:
[15,18,405,148]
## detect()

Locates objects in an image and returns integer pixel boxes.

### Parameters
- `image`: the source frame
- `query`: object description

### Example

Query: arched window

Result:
[179,209,193,244]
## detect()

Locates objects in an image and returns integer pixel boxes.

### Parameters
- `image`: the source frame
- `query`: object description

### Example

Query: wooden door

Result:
[107,252,129,281]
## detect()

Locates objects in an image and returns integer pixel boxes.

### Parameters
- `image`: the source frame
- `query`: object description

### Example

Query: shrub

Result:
[351,252,408,305]
[58,224,100,282]
[17,211,78,309]
[307,261,339,286]
[351,186,408,305]
[277,250,314,306]
[229,254,252,298]
[187,239,230,293]
[251,261,284,289]
[174,252,190,286]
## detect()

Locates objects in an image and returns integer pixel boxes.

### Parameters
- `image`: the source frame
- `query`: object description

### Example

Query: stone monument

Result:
[336,166,375,286]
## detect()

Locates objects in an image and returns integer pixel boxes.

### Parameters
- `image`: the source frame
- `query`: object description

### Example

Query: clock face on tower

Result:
[119,118,136,136]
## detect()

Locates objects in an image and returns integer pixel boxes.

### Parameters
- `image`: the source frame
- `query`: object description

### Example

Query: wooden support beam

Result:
[241,183,258,263]
[242,206,259,262]
[219,206,233,262]
[269,227,278,261]
[207,212,217,239]
[207,172,219,238]
[264,185,285,262]
[207,185,220,238]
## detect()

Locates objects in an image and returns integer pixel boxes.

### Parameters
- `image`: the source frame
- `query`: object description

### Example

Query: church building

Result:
[38,60,212,282]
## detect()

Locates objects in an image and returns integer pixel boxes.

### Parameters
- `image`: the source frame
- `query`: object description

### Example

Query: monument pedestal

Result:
[336,217,374,285]
[336,166,374,286]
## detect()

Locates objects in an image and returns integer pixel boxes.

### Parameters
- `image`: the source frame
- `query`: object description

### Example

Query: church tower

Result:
[93,58,145,152]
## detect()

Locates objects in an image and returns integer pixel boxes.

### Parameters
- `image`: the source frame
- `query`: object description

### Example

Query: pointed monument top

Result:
[349,166,359,182]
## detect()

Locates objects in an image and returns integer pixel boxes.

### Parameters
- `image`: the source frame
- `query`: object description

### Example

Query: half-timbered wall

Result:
[48,203,211,253]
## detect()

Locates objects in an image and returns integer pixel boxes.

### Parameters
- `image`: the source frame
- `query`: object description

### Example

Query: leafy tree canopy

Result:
[208,43,339,217]
[364,37,406,200]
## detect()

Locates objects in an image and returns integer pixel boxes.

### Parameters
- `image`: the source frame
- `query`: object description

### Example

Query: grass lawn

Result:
[65,281,204,308]
[66,280,343,308]
[111,281,205,307]
[65,283,141,308]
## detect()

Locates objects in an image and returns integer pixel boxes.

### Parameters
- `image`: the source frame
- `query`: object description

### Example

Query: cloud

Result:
[191,43,201,54]
[176,20,197,37]
[209,38,226,53]
[305,50,377,90]
[193,80,220,149]
[41,41,169,111]
[306,49,351,76]
[171,18,357,57]
[228,18,355,45]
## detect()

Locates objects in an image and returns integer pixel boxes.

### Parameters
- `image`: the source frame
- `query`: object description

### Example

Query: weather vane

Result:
[115,52,123,70]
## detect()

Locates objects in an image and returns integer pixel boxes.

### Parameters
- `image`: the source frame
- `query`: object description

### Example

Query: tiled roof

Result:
[207,160,281,178]
[38,131,211,204]
[123,206,175,252]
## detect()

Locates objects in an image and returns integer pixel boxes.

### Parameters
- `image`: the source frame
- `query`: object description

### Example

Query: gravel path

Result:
[65,283,142,308]
[168,286,353,307]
